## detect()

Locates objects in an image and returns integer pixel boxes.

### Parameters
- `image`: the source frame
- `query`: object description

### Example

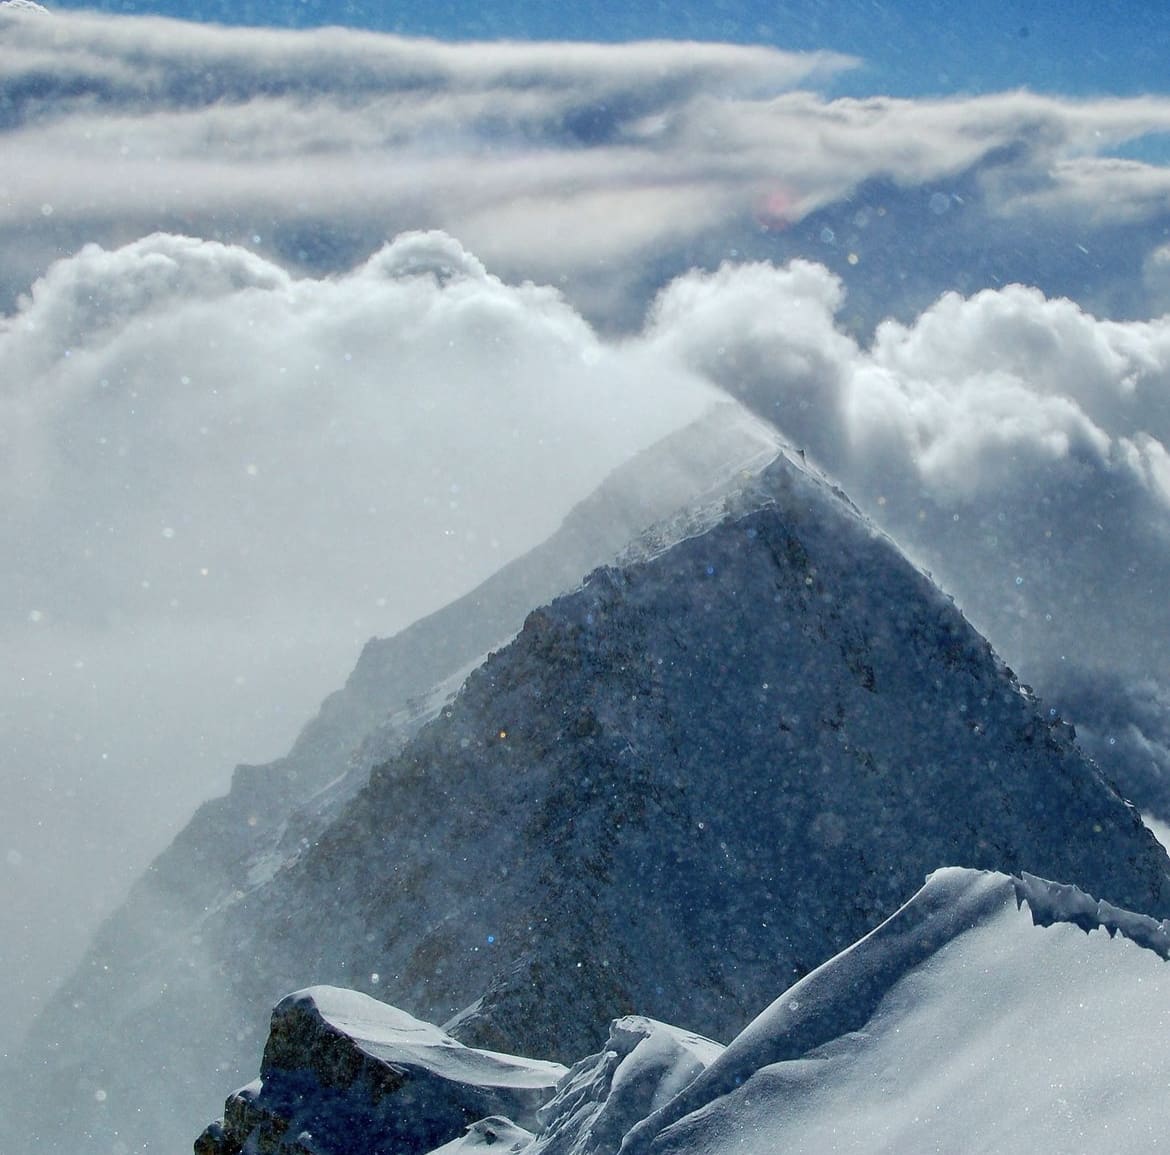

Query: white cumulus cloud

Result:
[646,258,1170,710]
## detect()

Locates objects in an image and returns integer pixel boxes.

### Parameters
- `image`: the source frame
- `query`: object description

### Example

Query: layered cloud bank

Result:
[8,3,1170,326]
[7,3,1170,1053]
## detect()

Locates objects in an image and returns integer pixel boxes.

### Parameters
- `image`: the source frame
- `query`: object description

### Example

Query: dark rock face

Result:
[224,457,1170,1065]
[195,987,564,1155]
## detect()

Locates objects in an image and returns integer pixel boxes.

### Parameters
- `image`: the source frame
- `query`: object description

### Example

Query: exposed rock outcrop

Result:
[196,987,565,1155]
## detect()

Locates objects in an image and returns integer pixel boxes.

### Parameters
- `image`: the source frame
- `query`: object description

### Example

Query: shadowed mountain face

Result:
[222,454,1170,1066]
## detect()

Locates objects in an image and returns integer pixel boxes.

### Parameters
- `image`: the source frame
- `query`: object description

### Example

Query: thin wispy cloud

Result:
[7,6,1170,324]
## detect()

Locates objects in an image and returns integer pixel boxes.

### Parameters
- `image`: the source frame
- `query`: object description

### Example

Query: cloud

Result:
[644,258,854,463]
[3,229,726,627]
[646,259,1170,707]
[0,228,721,1046]
[1042,668,1170,821]
[8,9,1170,330]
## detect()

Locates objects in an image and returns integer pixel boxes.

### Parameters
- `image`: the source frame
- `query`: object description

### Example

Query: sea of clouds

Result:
[7,1,1170,1049]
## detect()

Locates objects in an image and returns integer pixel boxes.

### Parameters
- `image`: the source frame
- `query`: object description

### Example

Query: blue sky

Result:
[49,0,1170,99]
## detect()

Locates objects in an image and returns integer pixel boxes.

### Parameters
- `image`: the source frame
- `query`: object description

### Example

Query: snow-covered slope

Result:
[625,868,1170,1155]
[203,869,1170,1155]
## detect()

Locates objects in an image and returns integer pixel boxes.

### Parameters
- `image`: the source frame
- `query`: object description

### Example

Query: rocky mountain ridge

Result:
[199,866,1170,1155]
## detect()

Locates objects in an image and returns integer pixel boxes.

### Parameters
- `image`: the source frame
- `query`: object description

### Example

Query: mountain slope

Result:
[220,451,1170,1072]
[1,402,780,1155]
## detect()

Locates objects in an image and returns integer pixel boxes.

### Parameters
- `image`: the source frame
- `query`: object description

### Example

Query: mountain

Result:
[10,406,1170,1154]
[213,450,1168,1074]
[200,867,1170,1155]
[0,402,780,1155]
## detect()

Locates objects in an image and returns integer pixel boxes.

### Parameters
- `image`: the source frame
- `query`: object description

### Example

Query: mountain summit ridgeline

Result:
[8,413,1169,1154]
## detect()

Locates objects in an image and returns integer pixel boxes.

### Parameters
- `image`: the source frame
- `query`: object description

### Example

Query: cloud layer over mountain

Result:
[7,2,1170,1053]
[8,3,1170,324]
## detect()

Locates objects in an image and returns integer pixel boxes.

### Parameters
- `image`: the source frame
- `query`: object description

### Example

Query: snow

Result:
[428,1116,536,1154]
[532,1017,723,1155]
[626,869,1170,1155]
[285,986,566,1090]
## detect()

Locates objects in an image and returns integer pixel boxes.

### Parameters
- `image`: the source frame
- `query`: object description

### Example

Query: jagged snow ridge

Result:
[1015,869,1170,955]
[626,868,1170,1155]
[282,987,565,1090]
[205,868,1170,1155]
[531,1018,723,1155]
